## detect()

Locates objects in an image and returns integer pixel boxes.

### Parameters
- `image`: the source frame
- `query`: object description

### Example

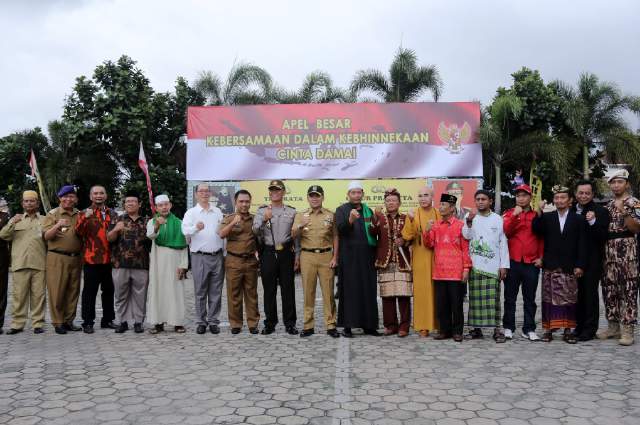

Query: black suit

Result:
[532,210,587,273]
[0,211,9,331]
[571,202,609,337]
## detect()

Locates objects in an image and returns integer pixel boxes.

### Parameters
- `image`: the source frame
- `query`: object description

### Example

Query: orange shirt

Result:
[424,216,472,281]
[75,206,116,264]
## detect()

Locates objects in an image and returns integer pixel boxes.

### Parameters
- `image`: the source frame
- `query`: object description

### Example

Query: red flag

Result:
[138,142,155,214]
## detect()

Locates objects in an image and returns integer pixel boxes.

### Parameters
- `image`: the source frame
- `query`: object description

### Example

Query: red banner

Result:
[187,102,481,180]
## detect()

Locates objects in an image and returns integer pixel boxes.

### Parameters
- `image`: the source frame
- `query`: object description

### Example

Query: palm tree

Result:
[274,71,351,104]
[350,48,442,102]
[480,94,570,213]
[552,73,639,178]
[193,62,274,105]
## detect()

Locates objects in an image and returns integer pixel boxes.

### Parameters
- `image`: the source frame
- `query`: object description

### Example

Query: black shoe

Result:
[300,329,314,337]
[54,326,67,335]
[231,328,241,335]
[249,327,259,334]
[364,328,381,336]
[82,325,94,334]
[134,323,143,333]
[209,324,220,334]
[101,321,117,329]
[465,328,483,340]
[34,328,45,334]
[261,326,275,335]
[64,322,82,332]
[578,333,594,342]
[115,322,129,333]
[196,325,206,334]
[286,326,299,335]
[327,329,340,338]
[342,328,353,338]
[6,328,23,335]
[0,328,3,335]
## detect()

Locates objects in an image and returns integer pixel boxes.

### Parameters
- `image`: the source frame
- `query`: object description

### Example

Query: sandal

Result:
[541,332,553,342]
[174,326,186,333]
[563,332,577,344]
[148,324,164,334]
[493,331,506,343]
[419,330,429,338]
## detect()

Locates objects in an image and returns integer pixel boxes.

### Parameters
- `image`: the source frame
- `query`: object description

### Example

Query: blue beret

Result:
[57,185,77,198]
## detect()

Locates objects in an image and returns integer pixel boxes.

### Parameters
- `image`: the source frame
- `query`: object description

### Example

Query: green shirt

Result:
[0,213,47,271]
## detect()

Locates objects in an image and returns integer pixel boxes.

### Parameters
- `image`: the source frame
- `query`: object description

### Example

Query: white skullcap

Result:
[155,194,170,204]
[347,181,363,191]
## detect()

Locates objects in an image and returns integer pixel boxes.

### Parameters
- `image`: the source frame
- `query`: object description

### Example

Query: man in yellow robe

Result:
[402,186,440,336]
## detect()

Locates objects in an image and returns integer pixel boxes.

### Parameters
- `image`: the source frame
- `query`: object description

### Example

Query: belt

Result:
[263,241,292,252]
[194,250,222,256]
[301,247,332,253]
[49,249,81,257]
[227,251,255,259]
[608,231,634,240]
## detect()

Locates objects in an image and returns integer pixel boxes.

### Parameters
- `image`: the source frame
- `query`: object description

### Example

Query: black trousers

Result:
[575,266,601,337]
[0,251,8,329]
[435,280,465,335]
[260,247,296,328]
[81,264,115,326]
[503,260,539,333]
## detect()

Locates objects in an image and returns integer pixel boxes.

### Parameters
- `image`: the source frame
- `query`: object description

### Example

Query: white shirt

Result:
[558,209,568,233]
[462,212,510,276]
[182,202,224,253]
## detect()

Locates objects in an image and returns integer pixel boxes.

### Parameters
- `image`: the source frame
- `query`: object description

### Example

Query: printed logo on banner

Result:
[438,122,471,154]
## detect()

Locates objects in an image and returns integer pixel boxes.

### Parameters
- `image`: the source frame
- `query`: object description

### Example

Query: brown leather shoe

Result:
[384,328,398,336]
[398,330,409,338]
[453,334,463,342]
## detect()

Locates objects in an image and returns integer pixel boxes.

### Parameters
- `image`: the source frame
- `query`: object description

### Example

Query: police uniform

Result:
[220,212,260,331]
[252,180,297,333]
[42,204,82,331]
[292,185,338,335]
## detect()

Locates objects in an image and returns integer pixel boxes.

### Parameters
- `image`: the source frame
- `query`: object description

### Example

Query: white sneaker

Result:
[522,331,540,341]
[504,329,513,340]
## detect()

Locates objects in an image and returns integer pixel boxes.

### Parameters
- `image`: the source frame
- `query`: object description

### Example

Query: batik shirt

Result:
[109,214,150,269]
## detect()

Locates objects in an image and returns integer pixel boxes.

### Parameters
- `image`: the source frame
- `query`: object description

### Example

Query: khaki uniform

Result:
[221,213,260,329]
[0,213,47,329]
[42,208,82,326]
[293,207,337,330]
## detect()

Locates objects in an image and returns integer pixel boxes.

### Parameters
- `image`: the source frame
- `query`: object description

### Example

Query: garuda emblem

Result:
[438,122,471,154]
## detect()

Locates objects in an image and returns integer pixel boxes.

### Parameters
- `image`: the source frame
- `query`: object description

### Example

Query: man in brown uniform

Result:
[0,190,47,334]
[218,189,260,335]
[43,185,83,335]
[292,185,340,338]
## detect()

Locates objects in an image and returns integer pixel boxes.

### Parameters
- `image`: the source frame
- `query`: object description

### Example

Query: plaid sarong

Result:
[467,269,501,328]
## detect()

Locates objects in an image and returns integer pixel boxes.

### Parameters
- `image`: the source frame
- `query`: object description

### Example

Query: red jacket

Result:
[502,208,543,264]
[423,216,472,281]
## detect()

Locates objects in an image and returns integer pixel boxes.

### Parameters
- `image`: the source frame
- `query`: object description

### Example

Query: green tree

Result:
[274,71,351,104]
[350,48,442,102]
[193,63,274,105]
[551,72,640,178]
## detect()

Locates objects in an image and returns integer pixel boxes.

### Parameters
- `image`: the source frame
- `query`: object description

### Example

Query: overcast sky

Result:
[1,0,639,137]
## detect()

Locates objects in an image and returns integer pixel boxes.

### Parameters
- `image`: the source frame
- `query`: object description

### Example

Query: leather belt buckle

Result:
[313,249,321,253]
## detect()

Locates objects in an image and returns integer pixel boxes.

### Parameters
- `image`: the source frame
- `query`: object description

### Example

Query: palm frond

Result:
[192,71,222,105]
[223,63,273,105]
[349,70,390,101]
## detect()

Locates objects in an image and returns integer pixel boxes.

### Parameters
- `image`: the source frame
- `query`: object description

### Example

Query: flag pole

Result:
[138,141,156,214]
[28,149,51,213]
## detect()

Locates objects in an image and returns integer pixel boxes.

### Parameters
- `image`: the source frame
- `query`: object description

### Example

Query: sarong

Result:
[378,262,412,297]
[467,269,500,328]
[541,269,578,329]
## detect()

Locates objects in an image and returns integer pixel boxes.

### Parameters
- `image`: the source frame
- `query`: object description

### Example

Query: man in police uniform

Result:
[252,179,298,335]
[218,189,260,335]
[292,185,339,338]
[42,185,83,335]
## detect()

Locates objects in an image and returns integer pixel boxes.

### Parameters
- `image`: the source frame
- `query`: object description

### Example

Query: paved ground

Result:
[1,273,639,425]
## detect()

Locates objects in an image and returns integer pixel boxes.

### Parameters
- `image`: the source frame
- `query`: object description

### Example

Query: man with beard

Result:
[598,169,640,345]
[532,186,587,344]
[75,185,118,333]
[0,191,47,334]
[42,185,83,334]
[219,190,261,335]
[571,180,609,341]
[335,181,380,337]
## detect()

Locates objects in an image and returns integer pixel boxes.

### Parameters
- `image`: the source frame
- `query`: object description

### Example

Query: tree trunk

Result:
[582,142,590,179]
[494,163,502,214]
